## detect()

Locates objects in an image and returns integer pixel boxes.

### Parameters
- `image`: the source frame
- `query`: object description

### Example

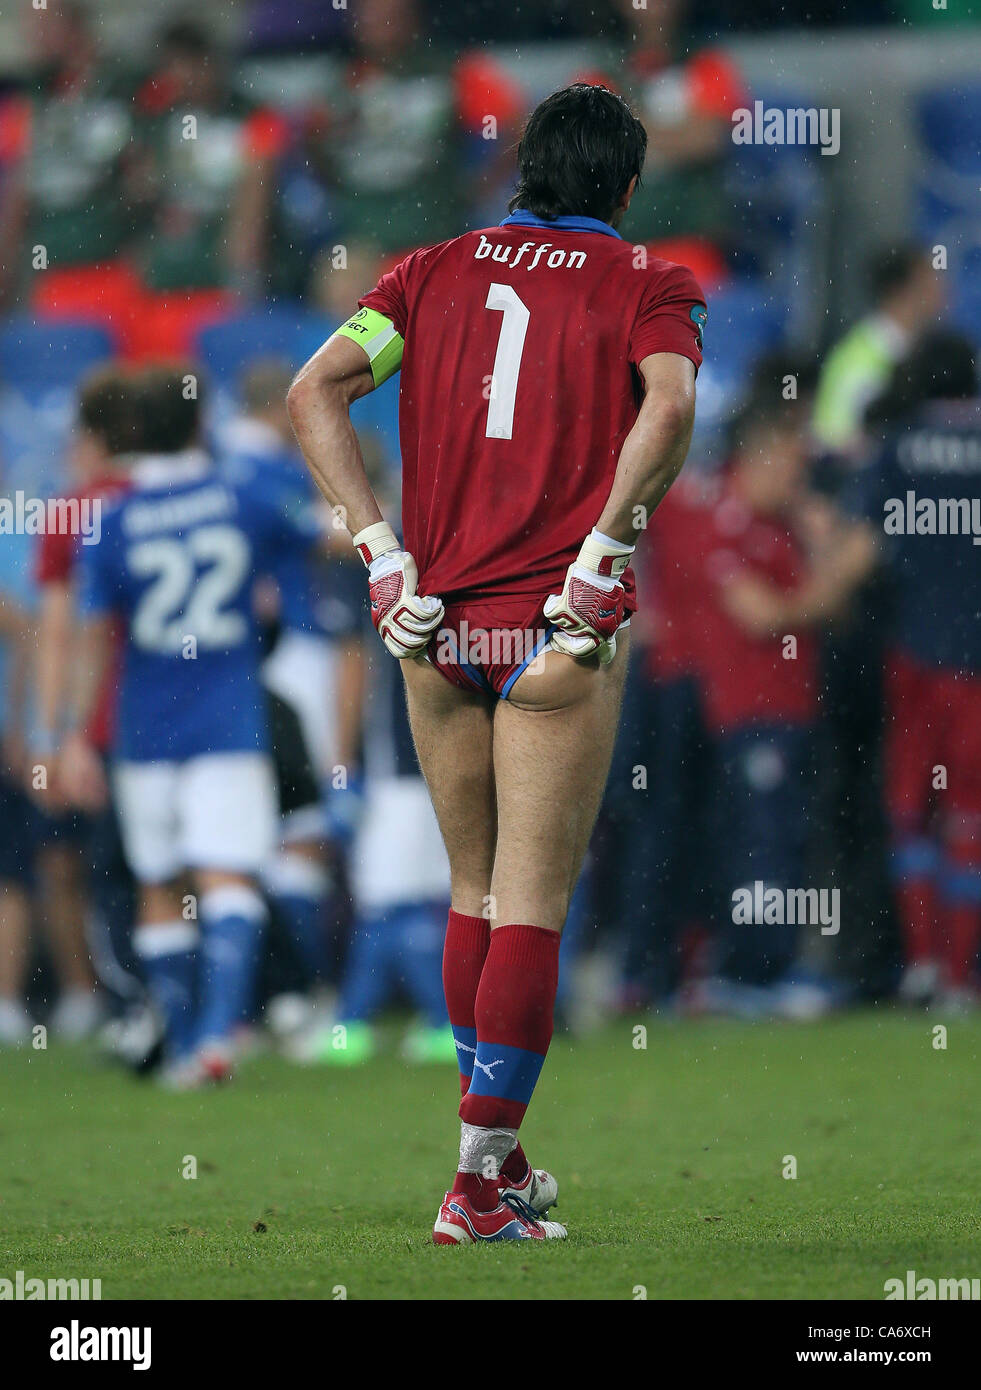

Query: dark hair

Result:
[77,366,141,457]
[161,20,213,57]
[508,83,647,223]
[748,350,821,406]
[724,352,819,455]
[136,365,203,454]
[867,243,928,303]
[727,398,802,458]
[865,330,977,428]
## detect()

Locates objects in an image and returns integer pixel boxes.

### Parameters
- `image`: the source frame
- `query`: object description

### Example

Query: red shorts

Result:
[425,596,556,698]
[426,591,634,698]
[885,648,981,829]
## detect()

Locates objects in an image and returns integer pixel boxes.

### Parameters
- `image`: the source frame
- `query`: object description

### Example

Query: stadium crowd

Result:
[0,2,979,1075]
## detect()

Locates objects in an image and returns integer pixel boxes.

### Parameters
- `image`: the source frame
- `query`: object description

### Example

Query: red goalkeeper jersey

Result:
[359,210,705,607]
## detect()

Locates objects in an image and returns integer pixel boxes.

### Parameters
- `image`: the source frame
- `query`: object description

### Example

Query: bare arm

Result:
[0,588,26,642]
[35,580,73,744]
[56,615,113,810]
[721,520,879,637]
[0,591,29,775]
[595,352,696,544]
[790,517,880,624]
[226,155,274,297]
[0,157,27,311]
[286,335,385,539]
[67,614,114,737]
[289,320,447,659]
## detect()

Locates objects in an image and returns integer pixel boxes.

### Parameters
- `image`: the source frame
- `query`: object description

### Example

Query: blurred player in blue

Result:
[61,365,320,1085]
[219,360,356,995]
[301,536,456,1067]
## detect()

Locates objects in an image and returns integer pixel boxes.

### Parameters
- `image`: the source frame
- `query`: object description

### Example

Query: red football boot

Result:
[432,1190,567,1244]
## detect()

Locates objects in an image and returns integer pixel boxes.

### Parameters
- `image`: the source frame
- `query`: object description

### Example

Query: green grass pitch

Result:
[2,1011,978,1300]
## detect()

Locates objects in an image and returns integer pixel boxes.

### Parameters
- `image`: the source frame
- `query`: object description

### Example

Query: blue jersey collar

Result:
[499,209,621,239]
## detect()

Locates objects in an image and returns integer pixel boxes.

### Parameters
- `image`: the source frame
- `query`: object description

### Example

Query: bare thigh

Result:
[490,631,630,933]
[401,655,496,918]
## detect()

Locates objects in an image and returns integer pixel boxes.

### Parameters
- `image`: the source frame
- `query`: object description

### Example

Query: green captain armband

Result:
[333,306,404,387]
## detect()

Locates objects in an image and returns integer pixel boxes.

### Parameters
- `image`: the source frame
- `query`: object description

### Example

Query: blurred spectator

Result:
[683,390,863,1011]
[812,249,944,1001]
[265,105,347,302]
[307,240,387,324]
[263,0,462,292]
[429,0,604,44]
[451,52,526,233]
[608,469,715,1008]
[846,332,981,1010]
[813,243,944,462]
[300,625,456,1067]
[32,367,140,1037]
[319,0,460,253]
[241,0,349,56]
[0,1,134,310]
[220,360,338,988]
[897,0,977,25]
[127,20,288,298]
[707,0,893,26]
[307,240,403,480]
[35,367,136,763]
[602,0,747,253]
[300,466,453,1066]
[0,550,31,1043]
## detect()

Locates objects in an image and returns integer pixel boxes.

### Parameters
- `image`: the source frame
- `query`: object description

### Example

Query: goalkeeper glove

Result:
[353,521,444,660]
[543,528,634,665]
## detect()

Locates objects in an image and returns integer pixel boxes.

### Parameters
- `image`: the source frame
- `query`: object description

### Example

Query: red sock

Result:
[895,877,938,965]
[501,1142,529,1184]
[442,909,490,1096]
[945,905,981,986]
[459,923,560,1131]
[943,820,981,986]
[450,1170,502,1211]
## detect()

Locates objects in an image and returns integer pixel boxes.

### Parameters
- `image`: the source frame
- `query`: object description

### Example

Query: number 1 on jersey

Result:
[485,283,529,440]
